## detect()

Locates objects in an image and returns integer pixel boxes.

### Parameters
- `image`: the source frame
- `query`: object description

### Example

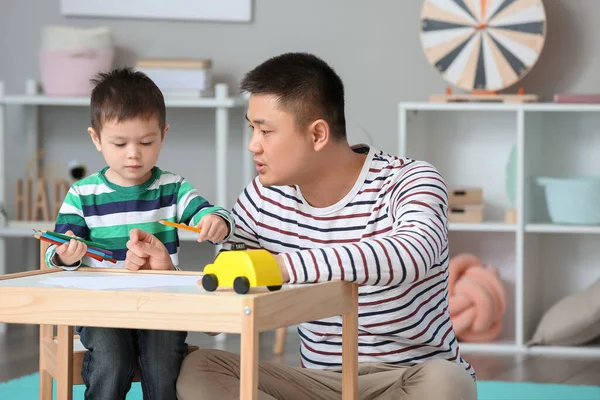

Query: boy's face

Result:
[246,94,316,187]
[88,117,167,187]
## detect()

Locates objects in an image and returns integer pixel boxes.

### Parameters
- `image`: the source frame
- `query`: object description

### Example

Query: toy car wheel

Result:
[233,276,250,294]
[202,273,219,292]
[267,285,282,291]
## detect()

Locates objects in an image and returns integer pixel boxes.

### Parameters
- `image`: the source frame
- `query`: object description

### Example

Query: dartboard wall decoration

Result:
[420,0,546,92]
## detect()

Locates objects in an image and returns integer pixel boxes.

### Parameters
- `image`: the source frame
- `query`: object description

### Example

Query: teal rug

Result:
[1,373,599,399]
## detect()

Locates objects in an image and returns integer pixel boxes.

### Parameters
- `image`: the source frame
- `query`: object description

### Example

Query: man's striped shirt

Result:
[46,166,235,269]
[225,145,474,376]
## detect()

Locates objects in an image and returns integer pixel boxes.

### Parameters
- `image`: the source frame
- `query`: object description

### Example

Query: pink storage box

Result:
[40,48,114,96]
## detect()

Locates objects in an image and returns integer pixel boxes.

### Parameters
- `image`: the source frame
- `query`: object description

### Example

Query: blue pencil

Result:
[39,232,114,260]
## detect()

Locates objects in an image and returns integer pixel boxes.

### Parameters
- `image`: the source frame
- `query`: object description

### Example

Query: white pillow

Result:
[527,280,600,346]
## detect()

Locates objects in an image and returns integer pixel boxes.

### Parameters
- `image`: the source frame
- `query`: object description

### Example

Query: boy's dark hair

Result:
[240,53,347,140]
[90,67,166,134]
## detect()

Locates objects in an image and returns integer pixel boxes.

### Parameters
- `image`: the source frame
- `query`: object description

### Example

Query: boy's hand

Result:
[54,230,87,266]
[196,215,228,243]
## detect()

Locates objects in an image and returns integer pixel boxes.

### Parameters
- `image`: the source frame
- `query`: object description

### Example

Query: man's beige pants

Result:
[176,349,477,400]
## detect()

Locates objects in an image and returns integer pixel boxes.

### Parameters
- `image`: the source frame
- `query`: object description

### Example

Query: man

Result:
[125,52,477,400]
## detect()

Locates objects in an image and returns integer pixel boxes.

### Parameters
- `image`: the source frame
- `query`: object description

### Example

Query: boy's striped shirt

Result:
[224,145,474,376]
[46,166,234,269]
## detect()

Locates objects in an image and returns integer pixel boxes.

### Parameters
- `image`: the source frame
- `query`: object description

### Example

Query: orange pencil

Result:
[158,220,202,233]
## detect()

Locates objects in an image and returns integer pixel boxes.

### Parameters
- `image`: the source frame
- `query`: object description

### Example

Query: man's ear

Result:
[162,123,169,140]
[88,127,102,152]
[309,119,330,152]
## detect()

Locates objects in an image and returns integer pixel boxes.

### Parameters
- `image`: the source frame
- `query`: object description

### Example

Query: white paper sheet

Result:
[40,275,202,290]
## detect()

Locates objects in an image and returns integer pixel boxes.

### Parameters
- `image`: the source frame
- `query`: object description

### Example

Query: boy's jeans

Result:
[77,326,188,400]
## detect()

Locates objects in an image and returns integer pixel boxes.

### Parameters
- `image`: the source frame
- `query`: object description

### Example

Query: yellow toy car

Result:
[201,243,284,294]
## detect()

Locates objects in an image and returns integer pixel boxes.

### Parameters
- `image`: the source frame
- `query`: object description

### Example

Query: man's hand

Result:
[54,230,87,266]
[196,214,228,243]
[275,254,290,283]
[125,228,175,271]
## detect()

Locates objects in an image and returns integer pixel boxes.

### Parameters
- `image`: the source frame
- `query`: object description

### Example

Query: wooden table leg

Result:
[240,301,258,400]
[272,327,286,354]
[39,324,53,400]
[56,325,73,400]
[342,283,359,400]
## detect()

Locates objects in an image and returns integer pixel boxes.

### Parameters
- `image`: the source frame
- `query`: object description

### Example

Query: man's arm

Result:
[277,162,448,286]
[45,187,90,270]
[123,181,264,271]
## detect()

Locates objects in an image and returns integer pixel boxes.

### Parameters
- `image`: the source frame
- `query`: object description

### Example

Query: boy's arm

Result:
[277,162,448,286]
[176,179,235,244]
[220,189,262,251]
[45,187,90,270]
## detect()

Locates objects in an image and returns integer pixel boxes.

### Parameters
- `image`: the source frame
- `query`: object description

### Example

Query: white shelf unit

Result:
[0,79,252,270]
[399,102,600,357]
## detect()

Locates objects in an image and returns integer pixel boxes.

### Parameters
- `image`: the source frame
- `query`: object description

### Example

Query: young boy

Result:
[45,67,235,400]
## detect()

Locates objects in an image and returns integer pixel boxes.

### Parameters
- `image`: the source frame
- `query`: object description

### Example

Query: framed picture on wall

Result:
[60,0,252,22]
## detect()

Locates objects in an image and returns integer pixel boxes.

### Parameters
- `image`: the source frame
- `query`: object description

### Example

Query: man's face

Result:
[246,94,313,187]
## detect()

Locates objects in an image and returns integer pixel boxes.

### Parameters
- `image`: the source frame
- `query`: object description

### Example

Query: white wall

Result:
[0,0,598,271]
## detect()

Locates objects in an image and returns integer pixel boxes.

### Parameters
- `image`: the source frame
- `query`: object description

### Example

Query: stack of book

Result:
[135,58,213,98]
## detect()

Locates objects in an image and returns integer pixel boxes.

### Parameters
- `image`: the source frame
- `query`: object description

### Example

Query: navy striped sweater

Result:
[224,145,474,375]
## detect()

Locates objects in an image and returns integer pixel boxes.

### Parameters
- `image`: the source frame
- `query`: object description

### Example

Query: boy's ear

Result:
[88,127,102,151]
[162,124,169,140]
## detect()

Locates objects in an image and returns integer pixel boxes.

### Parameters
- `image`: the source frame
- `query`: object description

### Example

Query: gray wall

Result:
[0,0,598,270]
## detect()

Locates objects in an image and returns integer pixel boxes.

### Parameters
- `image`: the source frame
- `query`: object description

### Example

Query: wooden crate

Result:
[448,187,483,206]
[449,205,483,223]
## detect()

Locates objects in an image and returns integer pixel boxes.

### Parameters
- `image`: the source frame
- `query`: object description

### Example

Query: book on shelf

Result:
[136,58,212,70]
[135,58,213,93]
[162,88,214,98]
[553,94,600,103]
